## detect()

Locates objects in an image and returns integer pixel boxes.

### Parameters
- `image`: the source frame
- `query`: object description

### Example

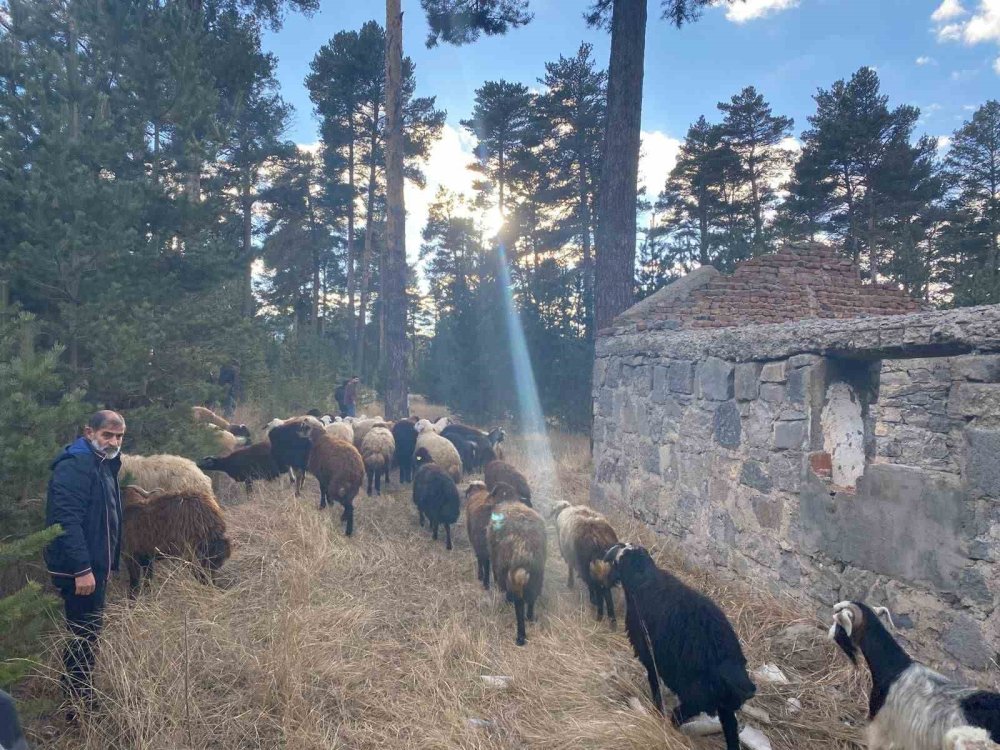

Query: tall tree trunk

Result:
[384,0,408,421]
[356,125,378,374]
[498,150,505,216]
[749,169,764,254]
[347,132,357,345]
[594,0,646,332]
[242,188,254,318]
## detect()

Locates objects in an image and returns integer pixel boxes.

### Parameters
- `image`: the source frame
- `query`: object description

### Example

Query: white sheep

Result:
[326,419,354,444]
[414,430,462,482]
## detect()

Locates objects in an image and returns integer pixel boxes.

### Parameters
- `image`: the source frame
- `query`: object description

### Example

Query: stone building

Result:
[591,243,1000,673]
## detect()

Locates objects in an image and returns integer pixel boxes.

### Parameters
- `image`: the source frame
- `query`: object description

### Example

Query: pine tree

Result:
[0,526,63,688]
[717,86,794,254]
[420,0,532,46]
[939,101,1000,305]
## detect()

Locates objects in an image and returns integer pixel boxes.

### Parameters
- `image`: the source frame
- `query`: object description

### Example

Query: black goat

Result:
[392,418,418,483]
[830,601,1000,749]
[604,543,755,750]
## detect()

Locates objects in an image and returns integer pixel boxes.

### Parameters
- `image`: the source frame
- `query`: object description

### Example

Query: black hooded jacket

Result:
[43,437,123,590]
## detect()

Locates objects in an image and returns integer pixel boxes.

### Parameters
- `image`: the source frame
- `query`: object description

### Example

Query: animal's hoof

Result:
[515,636,526,646]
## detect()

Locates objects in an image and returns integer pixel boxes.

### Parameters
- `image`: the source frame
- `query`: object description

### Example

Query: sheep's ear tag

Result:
[490,511,505,531]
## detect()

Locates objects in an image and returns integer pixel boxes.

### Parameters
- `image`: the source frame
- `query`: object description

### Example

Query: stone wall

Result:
[592,306,1000,674]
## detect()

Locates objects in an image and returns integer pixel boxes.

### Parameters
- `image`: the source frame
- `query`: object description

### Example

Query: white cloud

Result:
[937,135,953,151]
[916,55,937,65]
[932,0,967,22]
[995,55,1000,73]
[638,130,682,195]
[724,0,799,23]
[937,22,965,40]
[296,141,321,155]
[963,0,1000,43]
[950,67,979,80]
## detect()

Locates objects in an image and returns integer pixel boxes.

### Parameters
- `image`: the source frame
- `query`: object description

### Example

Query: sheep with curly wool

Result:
[829,601,1000,750]
[484,460,531,506]
[413,432,462,482]
[487,500,546,646]
[550,500,620,626]
[122,485,231,595]
[198,441,281,496]
[352,417,385,450]
[361,424,395,496]
[306,427,364,536]
[604,543,755,750]
[466,481,522,589]
[392,418,418,483]
[945,727,998,750]
[121,454,214,499]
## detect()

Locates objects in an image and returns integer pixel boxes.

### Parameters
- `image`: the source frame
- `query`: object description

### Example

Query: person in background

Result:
[43,410,125,723]
[343,376,359,418]
[218,359,241,420]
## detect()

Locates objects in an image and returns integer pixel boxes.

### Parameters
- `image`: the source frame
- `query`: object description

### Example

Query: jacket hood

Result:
[51,436,121,471]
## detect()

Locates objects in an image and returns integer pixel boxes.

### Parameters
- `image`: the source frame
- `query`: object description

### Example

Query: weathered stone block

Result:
[966,428,1000,498]
[787,365,812,404]
[760,383,786,403]
[659,443,677,482]
[773,420,805,450]
[948,383,1000,418]
[740,460,773,493]
[760,361,788,383]
[809,451,832,478]
[942,613,992,670]
[788,354,822,368]
[958,566,993,605]
[697,357,733,400]
[713,401,742,448]
[651,365,670,404]
[752,495,782,530]
[953,354,1000,383]
[735,362,763,401]
[770,453,802,492]
[669,360,695,394]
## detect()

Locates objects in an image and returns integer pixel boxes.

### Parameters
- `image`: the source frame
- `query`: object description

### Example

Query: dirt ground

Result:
[20,421,877,749]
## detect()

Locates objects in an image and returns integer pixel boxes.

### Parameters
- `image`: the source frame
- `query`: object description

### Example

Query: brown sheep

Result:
[550,500,620,626]
[466,481,521,589]
[484,460,532,506]
[122,485,231,595]
[361,424,395,496]
[487,501,547,646]
[307,428,364,536]
[193,405,252,441]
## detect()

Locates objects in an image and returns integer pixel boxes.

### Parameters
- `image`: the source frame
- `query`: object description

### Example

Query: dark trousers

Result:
[60,579,107,703]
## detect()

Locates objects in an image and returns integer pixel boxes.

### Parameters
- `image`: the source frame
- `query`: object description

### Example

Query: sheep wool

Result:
[484,460,532,506]
[466,481,520,589]
[121,454,214,500]
[361,425,395,496]
[122,485,231,594]
[414,432,462,482]
[391,419,418,484]
[326,420,353,444]
[192,405,230,430]
[551,500,620,624]
[487,501,546,646]
[308,432,364,536]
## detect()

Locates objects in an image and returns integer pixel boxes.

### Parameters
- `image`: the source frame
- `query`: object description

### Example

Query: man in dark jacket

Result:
[44,410,125,717]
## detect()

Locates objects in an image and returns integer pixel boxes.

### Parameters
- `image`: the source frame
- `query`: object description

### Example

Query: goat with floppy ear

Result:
[829,600,1000,750]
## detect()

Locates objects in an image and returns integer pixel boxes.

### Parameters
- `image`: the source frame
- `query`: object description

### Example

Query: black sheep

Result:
[412,461,460,550]
[441,423,500,472]
[391,418,418,483]
[198,441,281,496]
[604,543,755,750]
[267,418,317,495]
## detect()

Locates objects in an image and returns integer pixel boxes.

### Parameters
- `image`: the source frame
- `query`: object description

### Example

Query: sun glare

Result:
[481,206,506,239]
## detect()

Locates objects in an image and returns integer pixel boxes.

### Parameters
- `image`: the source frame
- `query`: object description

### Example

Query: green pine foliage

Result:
[0,526,63,689]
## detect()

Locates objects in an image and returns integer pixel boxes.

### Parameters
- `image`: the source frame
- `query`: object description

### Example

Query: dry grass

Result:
[22,424,871,750]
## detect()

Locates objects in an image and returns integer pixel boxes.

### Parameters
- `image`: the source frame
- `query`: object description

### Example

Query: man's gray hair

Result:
[87,410,125,431]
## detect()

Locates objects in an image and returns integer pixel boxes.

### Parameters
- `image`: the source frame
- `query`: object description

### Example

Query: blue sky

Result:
[262,0,1000,254]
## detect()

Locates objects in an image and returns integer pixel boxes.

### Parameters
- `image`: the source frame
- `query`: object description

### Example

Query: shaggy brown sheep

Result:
[487,501,546,645]
[465,481,521,589]
[122,485,231,595]
[307,429,364,536]
[550,500,620,625]
[484,460,532,506]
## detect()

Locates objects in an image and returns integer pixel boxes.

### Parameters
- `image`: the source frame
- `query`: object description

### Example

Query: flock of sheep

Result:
[114,406,999,750]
